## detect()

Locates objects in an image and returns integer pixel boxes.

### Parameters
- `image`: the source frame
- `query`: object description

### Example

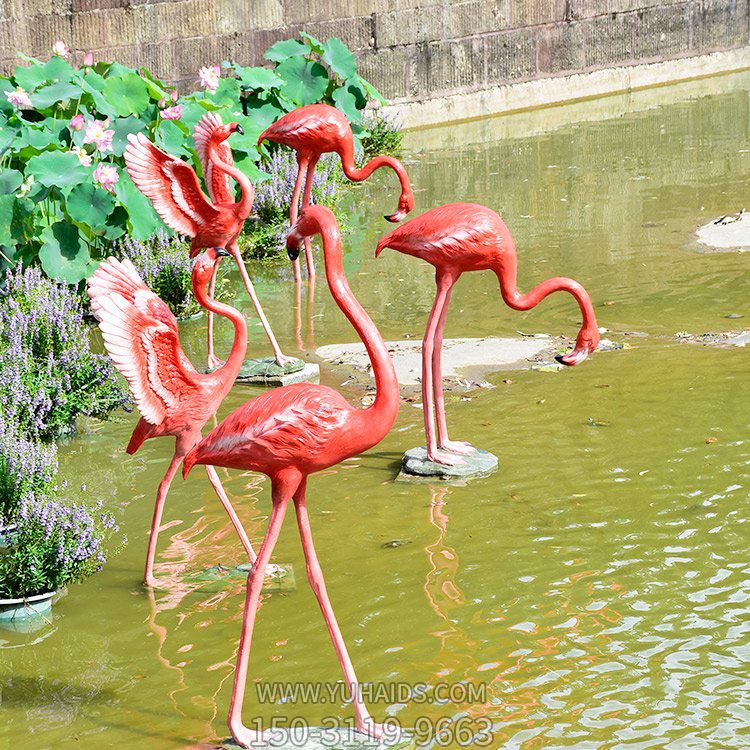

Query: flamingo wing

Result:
[193,112,235,205]
[87,257,199,425]
[125,133,220,237]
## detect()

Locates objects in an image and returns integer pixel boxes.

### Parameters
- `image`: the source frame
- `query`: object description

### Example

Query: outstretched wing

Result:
[193,111,235,205]
[124,133,220,237]
[87,257,199,425]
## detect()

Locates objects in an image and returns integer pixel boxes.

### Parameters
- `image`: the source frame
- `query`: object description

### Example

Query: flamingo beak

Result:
[215,248,231,258]
[555,347,590,367]
[235,124,244,135]
[384,210,407,223]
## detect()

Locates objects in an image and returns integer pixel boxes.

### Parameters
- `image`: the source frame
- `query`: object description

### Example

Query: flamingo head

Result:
[286,206,330,261]
[192,247,230,286]
[213,122,244,143]
[555,325,601,367]
[384,189,415,223]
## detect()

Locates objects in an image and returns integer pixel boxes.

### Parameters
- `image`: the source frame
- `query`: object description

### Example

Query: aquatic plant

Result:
[0,263,128,438]
[0,494,121,598]
[0,34,383,282]
[361,109,404,158]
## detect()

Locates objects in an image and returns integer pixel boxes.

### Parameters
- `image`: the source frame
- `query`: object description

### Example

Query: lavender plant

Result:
[0,264,128,438]
[0,494,121,598]
[360,109,404,158]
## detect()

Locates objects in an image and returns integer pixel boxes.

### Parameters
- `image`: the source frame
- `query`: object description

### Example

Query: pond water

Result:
[2,72,749,750]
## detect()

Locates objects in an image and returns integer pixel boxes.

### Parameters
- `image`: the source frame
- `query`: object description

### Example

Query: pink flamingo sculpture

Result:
[183,205,399,747]
[376,203,600,465]
[124,113,292,370]
[257,103,415,281]
[87,249,257,587]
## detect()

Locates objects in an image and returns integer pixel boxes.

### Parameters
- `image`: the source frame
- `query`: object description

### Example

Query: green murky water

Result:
[2,73,749,749]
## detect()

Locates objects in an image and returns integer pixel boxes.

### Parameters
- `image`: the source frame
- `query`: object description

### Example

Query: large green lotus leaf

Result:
[178,100,213,131]
[100,206,128,240]
[14,57,74,91]
[277,57,329,107]
[102,73,149,117]
[208,77,241,108]
[39,221,90,283]
[235,152,266,183]
[22,120,68,151]
[155,119,189,157]
[323,38,357,81]
[237,66,282,92]
[245,95,285,131]
[116,171,162,240]
[110,117,146,156]
[66,182,115,226]
[357,75,387,105]
[300,32,325,55]
[83,71,107,91]
[0,169,22,195]
[27,150,88,188]
[30,81,81,110]
[229,114,263,155]
[263,38,307,63]
[0,195,15,247]
[140,69,170,102]
[332,86,361,124]
[0,120,19,151]
[79,76,114,117]
[10,196,35,245]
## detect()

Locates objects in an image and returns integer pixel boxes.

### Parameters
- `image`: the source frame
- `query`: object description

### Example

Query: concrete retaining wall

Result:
[2,1,748,126]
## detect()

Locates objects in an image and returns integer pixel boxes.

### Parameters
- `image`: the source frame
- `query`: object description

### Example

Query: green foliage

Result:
[0,34,388,283]
[360,110,404,159]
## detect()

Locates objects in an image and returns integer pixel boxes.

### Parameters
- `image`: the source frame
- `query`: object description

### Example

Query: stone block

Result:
[25,12,72,56]
[535,21,585,74]
[512,0,567,27]
[634,2,693,59]
[582,12,634,67]
[10,0,70,15]
[70,0,126,11]
[700,0,749,51]
[73,9,135,51]
[445,0,512,38]
[307,15,373,52]
[357,45,409,99]
[133,0,216,44]
[215,0,283,35]
[484,28,535,83]
[283,0,391,25]
[569,0,608,19]
[425,37,482,94]
[374,6,445,48]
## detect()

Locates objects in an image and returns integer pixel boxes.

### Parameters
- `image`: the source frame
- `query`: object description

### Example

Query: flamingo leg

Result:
[227,241,294,367]
[293,483,384,739]
[227,477,294,748]
[289,155,310,284]
[144,452,183,588]
[206,262,222,370]
[432,284,475,456]
[300,158,318,278]
[203,465,257,564]
[422,272,464,466]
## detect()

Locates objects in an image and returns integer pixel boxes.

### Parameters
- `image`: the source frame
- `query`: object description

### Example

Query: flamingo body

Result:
[87,250,257,584]
[183,206,399,748]
[377,202,600,464]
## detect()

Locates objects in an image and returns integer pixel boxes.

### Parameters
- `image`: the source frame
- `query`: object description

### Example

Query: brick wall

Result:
[1,0,748,105]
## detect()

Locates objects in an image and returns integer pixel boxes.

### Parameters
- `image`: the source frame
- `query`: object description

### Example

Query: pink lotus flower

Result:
[170,89,179,102]
[161,105,182,121]
[83,51,94,67]
[70,146,92,167]
[53,41,70,58]
[198,65,220,94]
[93,163,119,193]
[5,89,32,109]
[83,118,114,153]
[69,114,85,131]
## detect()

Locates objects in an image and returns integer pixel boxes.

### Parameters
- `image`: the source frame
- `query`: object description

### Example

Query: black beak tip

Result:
[384,213,396,223]
[215,247,231,258]
[287,247,301,262]
[235,124,244,135]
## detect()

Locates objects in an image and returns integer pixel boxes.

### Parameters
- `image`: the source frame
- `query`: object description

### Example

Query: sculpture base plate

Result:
[184,563,295,593]
[236,357,319,386]
[397,446,498,482]
[221,726,413,749]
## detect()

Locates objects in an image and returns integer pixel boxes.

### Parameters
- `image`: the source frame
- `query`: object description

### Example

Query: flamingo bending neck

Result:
[210,147,254,218]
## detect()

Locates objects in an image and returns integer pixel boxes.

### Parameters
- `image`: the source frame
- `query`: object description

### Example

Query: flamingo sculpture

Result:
[257,103,415,281]
[376,203,600,465]
[182,205,399,747]
[87,248,257,587]
[124,113,292,370]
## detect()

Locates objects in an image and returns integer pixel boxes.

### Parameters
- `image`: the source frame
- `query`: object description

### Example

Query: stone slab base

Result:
[398,446,498,481]
[184,563,295,593]
[221,726,413,749]
[234,358,320,387]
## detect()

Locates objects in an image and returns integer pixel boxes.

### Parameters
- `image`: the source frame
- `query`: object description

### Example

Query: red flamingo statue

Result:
[124,114,292,369]
[257,103,415,281]
[183,205,399,747]
[87,249,257,587]
[376,203,600,465]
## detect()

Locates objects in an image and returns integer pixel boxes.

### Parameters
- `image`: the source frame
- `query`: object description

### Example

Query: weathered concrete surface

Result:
[398,445,499,481]
[2,1,749,128]
[316,336,555,389]
[695,211,750,252]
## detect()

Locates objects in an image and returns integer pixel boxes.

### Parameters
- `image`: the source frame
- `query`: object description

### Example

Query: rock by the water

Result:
[234,357,319,386]
[695,211,750,252]
[398,446,498,480]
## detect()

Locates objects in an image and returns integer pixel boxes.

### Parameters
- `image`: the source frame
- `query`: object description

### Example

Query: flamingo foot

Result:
[144,573,159,588]
[228,722,264,749]
[356,717,385,740]
[427,449,466,466]
[439,439,476,456]
[555,348,589,367]
[273,353,297,369]
[207,355,224,370]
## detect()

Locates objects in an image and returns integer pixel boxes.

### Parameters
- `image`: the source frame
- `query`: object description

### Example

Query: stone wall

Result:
[2,1,748,112]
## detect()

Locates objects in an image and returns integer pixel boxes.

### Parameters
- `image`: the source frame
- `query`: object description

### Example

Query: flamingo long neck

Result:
[210,143,254,218]
[337,139,411,200]
[318,219,399,441]
[492,259,598,332]
[193,269,248,378]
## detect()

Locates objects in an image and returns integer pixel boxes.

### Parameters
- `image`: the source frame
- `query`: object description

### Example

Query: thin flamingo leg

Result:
[289,155,309,284]
[227,478,294,748]
[300,158,318,278]
[144,453,183,587]
[203,465,257,564]
[206,262,222,370]
[432,284,475,456]
[422,273,464,465]
[227,241,294,367]
[293,484,384,739]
